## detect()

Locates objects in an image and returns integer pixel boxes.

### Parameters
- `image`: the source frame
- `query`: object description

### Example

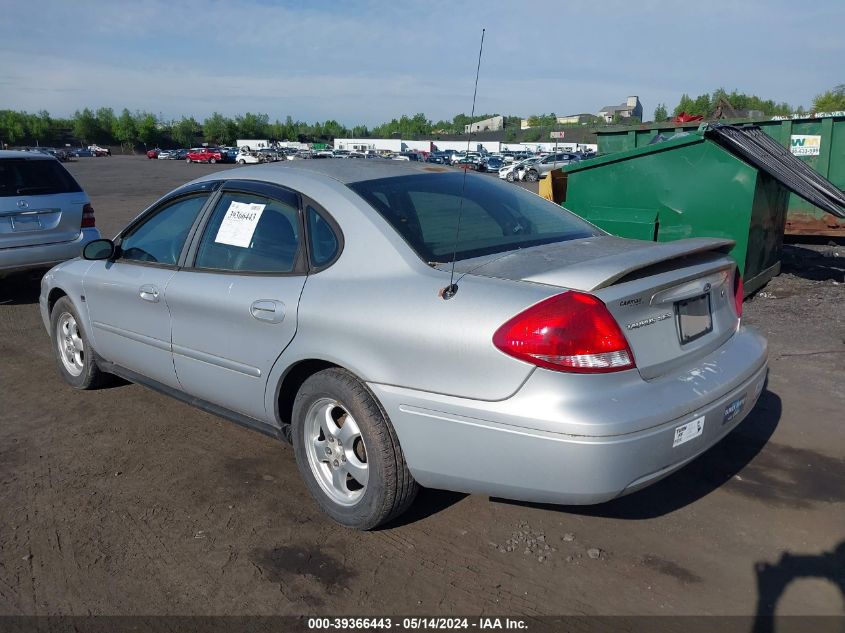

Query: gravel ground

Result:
[0,156,842,622]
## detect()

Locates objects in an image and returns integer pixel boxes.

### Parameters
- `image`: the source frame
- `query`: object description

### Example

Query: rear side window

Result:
[194,190,301,273]
[306,205,339,267]
[0,158,82,197]
[349,172,600,262]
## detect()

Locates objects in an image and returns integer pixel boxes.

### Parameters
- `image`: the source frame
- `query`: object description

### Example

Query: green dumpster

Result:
[593,113,845,237]
[558,124,845,295]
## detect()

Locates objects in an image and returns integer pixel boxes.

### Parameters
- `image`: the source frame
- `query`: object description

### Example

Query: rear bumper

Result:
[369,327,768,505]
[0,228,100,274]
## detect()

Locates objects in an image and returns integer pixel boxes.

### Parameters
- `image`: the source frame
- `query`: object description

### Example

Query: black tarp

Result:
[705,124,845,219]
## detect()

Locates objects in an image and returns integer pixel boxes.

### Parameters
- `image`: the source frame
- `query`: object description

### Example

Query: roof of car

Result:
[228,159,454,184]
[0,150,55,160]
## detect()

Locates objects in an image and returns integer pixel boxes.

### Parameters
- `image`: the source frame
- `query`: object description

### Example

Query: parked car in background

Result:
[479,156,504,172]
[258,149,286,162]
[1,150,100,275]
[186,148,224,164]
[455,157,481,170]
[39,161,767,531]
[451,151,483,165]
[147,148,161,159]
[499,157,540,182]
[157,150,175,160]
[88,145,111,157]
[426,152,451,164]
[519,152,581,182]
[170,149,189,161]
[235,149,263,164]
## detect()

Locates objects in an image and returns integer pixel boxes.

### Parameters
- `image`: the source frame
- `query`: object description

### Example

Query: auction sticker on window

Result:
[215,201,265,247]
[673,415,705,448]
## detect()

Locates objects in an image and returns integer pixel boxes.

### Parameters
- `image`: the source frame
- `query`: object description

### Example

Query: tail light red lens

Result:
[81,203,95,228]
[733,270,743,319]
[493,291,635,374]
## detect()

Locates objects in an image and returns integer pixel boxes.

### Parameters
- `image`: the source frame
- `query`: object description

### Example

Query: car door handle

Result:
[139,284,160,303]
[250,300,285,323]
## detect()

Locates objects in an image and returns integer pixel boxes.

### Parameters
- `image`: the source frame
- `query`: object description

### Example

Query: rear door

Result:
[166,181,310,422]
[0,156,87,248]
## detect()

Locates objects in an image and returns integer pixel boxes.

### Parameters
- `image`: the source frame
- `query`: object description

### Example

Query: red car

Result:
[186,147,224,164]
[146,148,160,159]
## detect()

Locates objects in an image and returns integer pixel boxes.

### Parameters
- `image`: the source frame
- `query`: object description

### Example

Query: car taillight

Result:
[81,203,95,228]
[493,291,635,373]
[733,271,743,319]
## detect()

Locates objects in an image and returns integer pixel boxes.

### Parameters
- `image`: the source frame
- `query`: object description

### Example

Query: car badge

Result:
[17,200,29,209]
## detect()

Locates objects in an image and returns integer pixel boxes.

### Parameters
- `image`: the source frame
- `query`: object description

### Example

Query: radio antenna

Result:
[441,27,485,301]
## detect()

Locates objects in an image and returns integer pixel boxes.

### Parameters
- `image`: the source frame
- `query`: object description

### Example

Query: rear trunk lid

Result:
[442,236,739,380]
[0,157,87,248]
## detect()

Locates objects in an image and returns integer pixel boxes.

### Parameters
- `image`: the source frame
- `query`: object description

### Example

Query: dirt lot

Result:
[1,156,843,622]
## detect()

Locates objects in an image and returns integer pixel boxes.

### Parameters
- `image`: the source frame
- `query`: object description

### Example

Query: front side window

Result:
[349,172,600,262]
[119,194,209,265]
[194,190,301,273]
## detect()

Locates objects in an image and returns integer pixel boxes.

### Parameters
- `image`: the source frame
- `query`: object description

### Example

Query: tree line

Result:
[0,108,525,150]
[652,86,845,122]
[3,86,842,149]
[0,108,374,150]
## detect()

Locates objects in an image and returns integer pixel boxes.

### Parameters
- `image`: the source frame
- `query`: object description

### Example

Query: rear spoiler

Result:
[527,237,735,291]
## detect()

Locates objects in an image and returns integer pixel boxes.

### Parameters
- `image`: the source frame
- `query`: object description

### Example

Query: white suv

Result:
[0,151,100,275]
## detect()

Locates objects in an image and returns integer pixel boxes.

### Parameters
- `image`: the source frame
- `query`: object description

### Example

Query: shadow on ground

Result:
[753,541,845,631]
[0,269,48,305]
[381,488,468,529]
[779,243,844,283]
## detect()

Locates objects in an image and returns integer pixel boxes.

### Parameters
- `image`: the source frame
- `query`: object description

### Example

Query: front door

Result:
[83,192,211,388]
[166,183,307,423]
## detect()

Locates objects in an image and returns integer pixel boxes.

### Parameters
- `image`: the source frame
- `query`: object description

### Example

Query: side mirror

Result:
[82,238,115,260]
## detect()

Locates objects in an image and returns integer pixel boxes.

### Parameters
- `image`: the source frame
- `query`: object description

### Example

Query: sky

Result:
[1,0,842,126]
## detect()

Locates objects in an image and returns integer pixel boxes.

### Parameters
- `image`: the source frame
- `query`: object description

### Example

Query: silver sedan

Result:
[39,161,768,529]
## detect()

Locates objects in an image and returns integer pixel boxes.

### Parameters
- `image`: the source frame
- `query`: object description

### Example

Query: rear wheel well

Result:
[276,359,339,439]
[47,288,68,315]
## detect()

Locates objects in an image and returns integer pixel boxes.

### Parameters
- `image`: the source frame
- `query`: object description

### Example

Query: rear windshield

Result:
[349,172,600,262]
[0,158,82,197]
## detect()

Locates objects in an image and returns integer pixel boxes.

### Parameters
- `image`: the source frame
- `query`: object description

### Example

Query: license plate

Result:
[722,396,746,425]
[676,293,712,344]
[10,213,43,231]
[673,416,705,448]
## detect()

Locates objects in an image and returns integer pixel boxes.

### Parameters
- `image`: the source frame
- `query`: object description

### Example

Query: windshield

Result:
[349,172,601,262]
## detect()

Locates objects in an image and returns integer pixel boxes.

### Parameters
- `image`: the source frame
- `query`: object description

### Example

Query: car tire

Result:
[50,297,110,390]
[525,169,539,182]
[292,368,418,530]
[506,171,515,182]
[210,158,216,164]
[186,158,191,163]
[238,159,245,164]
